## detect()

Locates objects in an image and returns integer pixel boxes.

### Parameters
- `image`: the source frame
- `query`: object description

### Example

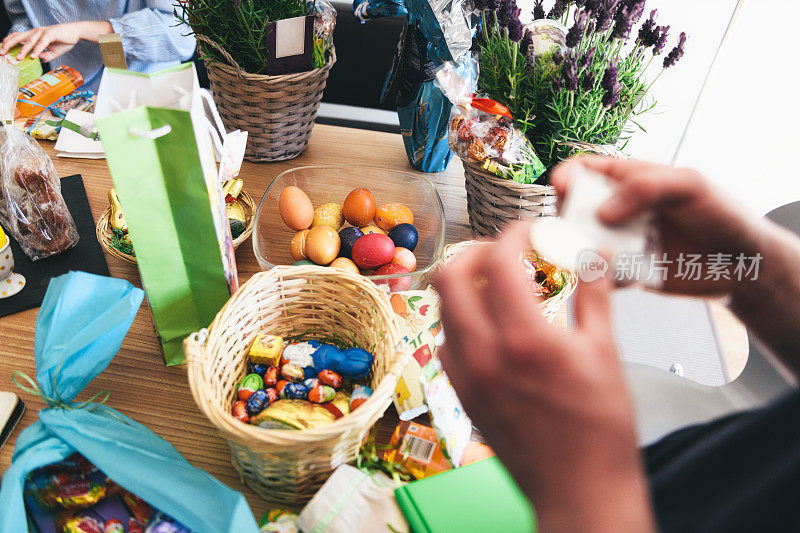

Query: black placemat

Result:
[0,174,109,317]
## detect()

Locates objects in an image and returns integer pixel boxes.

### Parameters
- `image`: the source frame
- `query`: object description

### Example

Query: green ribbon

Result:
[11,369,122,421]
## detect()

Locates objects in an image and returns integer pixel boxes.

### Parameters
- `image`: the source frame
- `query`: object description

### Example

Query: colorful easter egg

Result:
[374,203,414,232]
[351,233,395,269]
[343,188,376,227]
[279,186,314,231]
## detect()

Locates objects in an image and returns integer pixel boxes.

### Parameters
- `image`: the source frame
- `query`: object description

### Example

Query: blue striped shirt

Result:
[3,0,197,92]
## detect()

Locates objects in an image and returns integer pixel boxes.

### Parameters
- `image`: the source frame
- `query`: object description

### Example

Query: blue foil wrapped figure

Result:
[354,0,478,172]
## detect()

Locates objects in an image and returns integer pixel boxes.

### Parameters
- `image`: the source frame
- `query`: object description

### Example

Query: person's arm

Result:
[108,2,196,65]
[1,21,111,61]
[434,224,656,533]
[551,157,800,372]
[4,0,31,33]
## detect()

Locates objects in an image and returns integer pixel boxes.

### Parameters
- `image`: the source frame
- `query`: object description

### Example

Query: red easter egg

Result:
[375,263,411,292]
[352,233,395,269]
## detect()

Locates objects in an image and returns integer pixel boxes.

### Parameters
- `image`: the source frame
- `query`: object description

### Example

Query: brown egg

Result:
[343,188,376,227]
[290,230,310,261]
[305,226,340,265]
[374,203,414,232]
[279,186,314,231]
[329,257,360,274]
[311,202,345,229]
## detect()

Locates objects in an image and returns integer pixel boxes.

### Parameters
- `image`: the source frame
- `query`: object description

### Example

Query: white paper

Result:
[54,109,104,158]
[275,17,306,58]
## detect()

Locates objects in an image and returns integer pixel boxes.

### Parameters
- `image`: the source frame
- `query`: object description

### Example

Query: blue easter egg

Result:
[338,227,365,259]
[388,223,418,251]
[283,382,310,400]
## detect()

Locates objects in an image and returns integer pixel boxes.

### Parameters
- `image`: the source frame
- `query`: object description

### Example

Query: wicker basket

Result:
[198,36,336,162]
[440,241,577,322]
[463,142,625,237]
[183,266,406,508]
[95,190,256,265]
[463,161,558,238]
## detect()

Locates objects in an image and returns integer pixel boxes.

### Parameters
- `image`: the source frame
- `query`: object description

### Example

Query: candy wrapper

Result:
[448,96,546,184]
[0,61,79,261]
[381,421,494,480]
[14,92,94,140]
[311,0,337,69]
[353,0,478,172]
[0,271,259,533]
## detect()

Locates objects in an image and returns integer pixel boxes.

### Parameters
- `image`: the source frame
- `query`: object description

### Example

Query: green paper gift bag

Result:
[97,102,238,365]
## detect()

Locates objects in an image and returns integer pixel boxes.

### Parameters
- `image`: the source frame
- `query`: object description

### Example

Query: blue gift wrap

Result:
[0,271,259,533]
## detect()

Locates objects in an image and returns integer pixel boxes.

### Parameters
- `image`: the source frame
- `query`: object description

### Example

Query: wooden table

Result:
[0,124,748,517]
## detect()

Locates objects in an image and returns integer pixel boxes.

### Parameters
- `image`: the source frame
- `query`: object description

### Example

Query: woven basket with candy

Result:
[441,240,576,322]
[448,97,546,185]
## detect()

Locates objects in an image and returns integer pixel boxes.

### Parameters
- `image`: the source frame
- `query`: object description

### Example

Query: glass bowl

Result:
[253,165,446,291]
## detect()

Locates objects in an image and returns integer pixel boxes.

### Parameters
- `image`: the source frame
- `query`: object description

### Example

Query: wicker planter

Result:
[184,266,406,508]
[199,36,336,162]
[463,161,557,237]
[463,142,625,237]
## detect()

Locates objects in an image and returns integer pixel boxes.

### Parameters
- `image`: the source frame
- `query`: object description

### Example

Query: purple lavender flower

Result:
[582,70,596,91]
[611,3,635,39]
[508,15,524,41]
[520,30,533,53]
[485,0,500,12]
[548,0,568,19]
[498,0,514,27]
[561,50,579,91]
[663,32,687,68]
[653,25,670,54]
[637,9,658,47]
[566,10,589,48]
[525,43,537,76]
[595,0,619,32]
[586,20,596,36]
[579,46,596,69]
[552,50,565,65]
[472,0,487,10]
[533,0,545,20]
[601,58,621,107]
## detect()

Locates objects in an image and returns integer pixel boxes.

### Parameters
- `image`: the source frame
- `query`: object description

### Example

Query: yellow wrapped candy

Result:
[248,335,284,366]
[250,392,351,430]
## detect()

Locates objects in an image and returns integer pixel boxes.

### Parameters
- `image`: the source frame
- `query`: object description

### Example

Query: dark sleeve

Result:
[645,389,800,532]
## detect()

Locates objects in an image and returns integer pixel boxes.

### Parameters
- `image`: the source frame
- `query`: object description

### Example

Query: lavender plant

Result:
[475,0,687,170]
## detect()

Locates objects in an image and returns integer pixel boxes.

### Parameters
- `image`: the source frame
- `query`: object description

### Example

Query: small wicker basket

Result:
[440,241,577,322]
[198,36,336,162]
[462,142,625,237]
[95,190,256,265]
[184,266,406,507]
[464,161,557,238]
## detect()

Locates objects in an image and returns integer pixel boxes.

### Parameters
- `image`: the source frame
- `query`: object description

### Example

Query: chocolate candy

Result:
[63,516,103,533]
[317,369,342,389]
[120,490,151,524]
[237,373,264,401]
[281,363,305,381]
[282,341,319,368]
[283,382,310,400]
[127,519,145,533]
[53,478,107,509]
[248,334,284,366]
[232,400,250,423]
[349,385,373,411]
[104,519,124,533]
[303,378,320,389]
[264,387,279,405]
[264,366,280,387]
[308,385,336,404]
[245,389,271,416]
[247,362,268,377]
[276,380,289,398]
[467,139,487,162]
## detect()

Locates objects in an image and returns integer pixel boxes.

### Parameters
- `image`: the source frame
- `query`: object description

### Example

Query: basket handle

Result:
[195,35,246,78]
[183,329,208,366]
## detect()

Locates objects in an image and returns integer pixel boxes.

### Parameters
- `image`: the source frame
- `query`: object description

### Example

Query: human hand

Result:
[1,21,112,62]
[551,157,770,298]
[434,223,654,533]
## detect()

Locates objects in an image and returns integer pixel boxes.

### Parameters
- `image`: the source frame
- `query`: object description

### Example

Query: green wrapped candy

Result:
[236,373,264,401]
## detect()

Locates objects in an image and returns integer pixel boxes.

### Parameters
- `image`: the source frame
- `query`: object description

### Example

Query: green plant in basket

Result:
[175,0,334,73]
[473,0,688,171]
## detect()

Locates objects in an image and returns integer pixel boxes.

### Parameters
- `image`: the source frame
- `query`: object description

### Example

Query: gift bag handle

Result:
[129,124,172,139]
